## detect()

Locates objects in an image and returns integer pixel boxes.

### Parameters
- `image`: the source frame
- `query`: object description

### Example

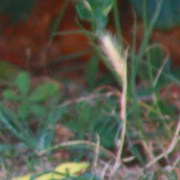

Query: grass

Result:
[1,0,180,179]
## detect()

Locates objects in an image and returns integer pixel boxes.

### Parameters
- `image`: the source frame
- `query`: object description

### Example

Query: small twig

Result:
[142,140,155,161]
[153,50,169,87]
[173,154,180,167]
[146,116,180,168]
[92,133,100,174]
[58,90,118,108]
[37,140,133,163]
[142,43,170,87]
[100,160,113,180]
[38,140,116,159]
[95,85,121,97]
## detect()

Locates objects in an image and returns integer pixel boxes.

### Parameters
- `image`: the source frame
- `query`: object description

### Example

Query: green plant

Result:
[0,71,65,153]
[57,93,121,150]
[73,0,180,178]
[76,0,114,33]
[2,71,60,119]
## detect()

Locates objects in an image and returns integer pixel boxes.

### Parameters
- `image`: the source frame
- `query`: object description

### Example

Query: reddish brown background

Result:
[0,0,180,73]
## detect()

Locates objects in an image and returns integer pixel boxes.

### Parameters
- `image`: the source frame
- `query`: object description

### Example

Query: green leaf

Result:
[158,99,174,117]
[18,104,29,119]
[16,72,30,96]
[29,104,46,118]
[2,90,21,101]
[28,82,60,102]
[95,116,119,148]
[0,61,20,80]
[0,144,14,153]
[76,102,91,123]
[129,144,145,166]
[84,55,99,89]
[76,0,114,32]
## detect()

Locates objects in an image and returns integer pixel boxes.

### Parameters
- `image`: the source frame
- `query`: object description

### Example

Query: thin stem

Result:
[131,0,163,145]
[146,117,180,168]
[131,4,147,142]
[39,140,116,159]
[135,0,163,73]
[53,29,93,36]
[142,0,154,84]
[49,0,70,42]
[111,50,128,176]
[143,1,172,139]
[140,59,180,86]
[142,0,148,31]
[117,70,128,161]
[113,0,123,50]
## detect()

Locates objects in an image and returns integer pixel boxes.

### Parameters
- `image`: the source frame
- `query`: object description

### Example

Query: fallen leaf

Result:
[11,162,89,180]
[55,162,89,176]
[11,174,32,180]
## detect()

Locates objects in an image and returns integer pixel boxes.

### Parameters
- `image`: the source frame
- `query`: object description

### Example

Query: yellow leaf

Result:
[33,172,63,180]
[55,162,89,176]
[11,162,89,180]
[11,174,32,180]
[12,173,63,180]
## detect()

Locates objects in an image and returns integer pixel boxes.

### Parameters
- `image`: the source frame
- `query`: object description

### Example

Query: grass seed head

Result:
[99,32,127,81]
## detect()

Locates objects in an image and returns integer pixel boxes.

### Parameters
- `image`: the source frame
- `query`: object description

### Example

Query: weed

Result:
[1,0,180,179]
